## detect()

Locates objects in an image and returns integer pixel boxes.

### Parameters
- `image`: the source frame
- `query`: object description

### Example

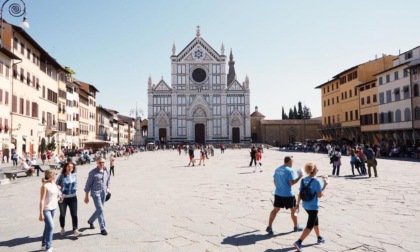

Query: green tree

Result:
[47,138,57,151]
[288,108,294,119]
[297,102,303,119]
[293,106,298,119]
[303,106,312,119]
[282,106,288,119]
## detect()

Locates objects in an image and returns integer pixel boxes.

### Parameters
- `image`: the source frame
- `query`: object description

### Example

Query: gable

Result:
[189,94,210,108]
[176,37,222,62]
[227,80,244,91]
[153,80,171,91]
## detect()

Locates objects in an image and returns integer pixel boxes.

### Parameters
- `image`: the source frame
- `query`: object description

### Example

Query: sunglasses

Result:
[98,162,105,164]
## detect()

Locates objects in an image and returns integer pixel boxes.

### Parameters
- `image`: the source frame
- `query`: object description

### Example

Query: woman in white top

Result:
[39,169,60,252]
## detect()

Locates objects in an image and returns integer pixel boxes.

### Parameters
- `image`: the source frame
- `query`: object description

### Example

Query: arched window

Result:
[395,109,401,122]
[379,112,385,124]
[415,107,420,120]
[414,84,419,97]
[387,111,393,123]
[404,108,411,121]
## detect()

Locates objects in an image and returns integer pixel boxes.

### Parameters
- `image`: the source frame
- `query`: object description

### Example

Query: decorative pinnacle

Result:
[196,25,200,37]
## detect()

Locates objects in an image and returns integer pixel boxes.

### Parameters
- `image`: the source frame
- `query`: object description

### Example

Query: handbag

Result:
[105,192,111,202]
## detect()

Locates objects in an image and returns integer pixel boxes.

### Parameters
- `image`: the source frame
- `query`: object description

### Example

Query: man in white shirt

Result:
[20,159,34,176]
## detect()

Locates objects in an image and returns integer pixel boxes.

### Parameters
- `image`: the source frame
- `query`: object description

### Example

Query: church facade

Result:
[147,27,251,144]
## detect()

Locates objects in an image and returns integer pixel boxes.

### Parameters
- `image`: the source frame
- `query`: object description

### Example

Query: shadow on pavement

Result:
[343,175,370,180]
[0,231,99,249]
[265,242,317,252]
[238,171,257,175]
[221,230,293,246]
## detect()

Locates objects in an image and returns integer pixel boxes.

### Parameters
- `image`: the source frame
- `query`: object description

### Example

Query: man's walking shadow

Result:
[221,230,293,246]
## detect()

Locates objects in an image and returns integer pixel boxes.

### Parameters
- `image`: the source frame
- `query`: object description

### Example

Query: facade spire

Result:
[221,42,225,55]
[172,41,176,55]
[148,75,152,88]
[244,75,249,89]
[196,25,201,37]
[227,48,236,85]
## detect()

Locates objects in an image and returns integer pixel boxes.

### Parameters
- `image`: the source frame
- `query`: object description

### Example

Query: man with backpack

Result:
[293,162,329,252]
[364,145,378,177]
[266,156,304,235]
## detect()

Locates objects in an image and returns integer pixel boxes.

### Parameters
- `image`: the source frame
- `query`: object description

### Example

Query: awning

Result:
[1,141,15,149]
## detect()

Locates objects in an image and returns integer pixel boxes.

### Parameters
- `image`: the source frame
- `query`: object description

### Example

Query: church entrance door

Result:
[159,128,167,143]
[195,124,205,143]
[232,128,240,143]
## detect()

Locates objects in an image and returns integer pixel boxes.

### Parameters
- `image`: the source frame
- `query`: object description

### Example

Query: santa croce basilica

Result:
[147,27,252,144]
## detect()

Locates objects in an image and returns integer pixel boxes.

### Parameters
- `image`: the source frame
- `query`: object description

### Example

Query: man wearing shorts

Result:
[266,156,303,235]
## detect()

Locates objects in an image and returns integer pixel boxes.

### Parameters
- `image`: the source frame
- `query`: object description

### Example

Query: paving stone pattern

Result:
[0,149,419,251]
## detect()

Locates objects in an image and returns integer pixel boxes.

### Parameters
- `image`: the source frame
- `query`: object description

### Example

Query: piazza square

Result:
[0,148,419,252]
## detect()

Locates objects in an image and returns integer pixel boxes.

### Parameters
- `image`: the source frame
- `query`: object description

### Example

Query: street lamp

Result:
[0,0,29,47]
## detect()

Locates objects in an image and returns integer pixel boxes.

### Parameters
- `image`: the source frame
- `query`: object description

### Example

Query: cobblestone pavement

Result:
[0,149,419,252]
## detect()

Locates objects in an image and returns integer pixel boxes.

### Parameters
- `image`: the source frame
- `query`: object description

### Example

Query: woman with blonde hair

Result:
[293,163,329,252]
[39,169,60,252]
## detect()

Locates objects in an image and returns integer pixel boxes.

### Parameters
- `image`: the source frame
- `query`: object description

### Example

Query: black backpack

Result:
[299,178,316,202]
[330,153,339,162]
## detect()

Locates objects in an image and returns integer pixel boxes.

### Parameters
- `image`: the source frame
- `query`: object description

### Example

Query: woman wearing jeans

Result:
[56,162,80,237]
[293,163,328,252]
[39,169,60,252]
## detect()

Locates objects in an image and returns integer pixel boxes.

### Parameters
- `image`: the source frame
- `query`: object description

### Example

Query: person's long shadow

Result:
[221,230,293,246]
[344,175,370,180]
[0,232,97,249]
[265,243,318,252]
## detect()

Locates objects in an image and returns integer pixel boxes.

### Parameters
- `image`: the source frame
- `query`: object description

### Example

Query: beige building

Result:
[316,55,395,143]
[0,47,20,161]
[357,80,379,144]
[409,58,420,146]
[2,22,67,156]
[78,81,99,143]
[96,106,113,141]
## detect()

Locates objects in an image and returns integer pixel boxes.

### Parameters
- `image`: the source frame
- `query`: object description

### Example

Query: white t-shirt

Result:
[22,162,30,170]
[43,183,59,210]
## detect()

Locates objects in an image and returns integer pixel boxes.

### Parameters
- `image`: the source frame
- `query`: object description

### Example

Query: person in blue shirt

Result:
[293,162,329,252]
[266,156,303,235]
[84,157,111,236]
[56,162,80,237]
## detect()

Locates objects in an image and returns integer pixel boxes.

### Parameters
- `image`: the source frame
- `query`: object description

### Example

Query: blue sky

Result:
[6,0,420,119]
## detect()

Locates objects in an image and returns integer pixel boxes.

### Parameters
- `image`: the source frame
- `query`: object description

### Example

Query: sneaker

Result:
[317,236,326,244]
[293,241,302,251]
[46,248,53,252]
[41,245,46,251]
[88,221,95,229]
[294,226,304,232]
[101,229,108,235]
[60,228,65,235]
[74,230,80,237]
[265,226,274,235]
